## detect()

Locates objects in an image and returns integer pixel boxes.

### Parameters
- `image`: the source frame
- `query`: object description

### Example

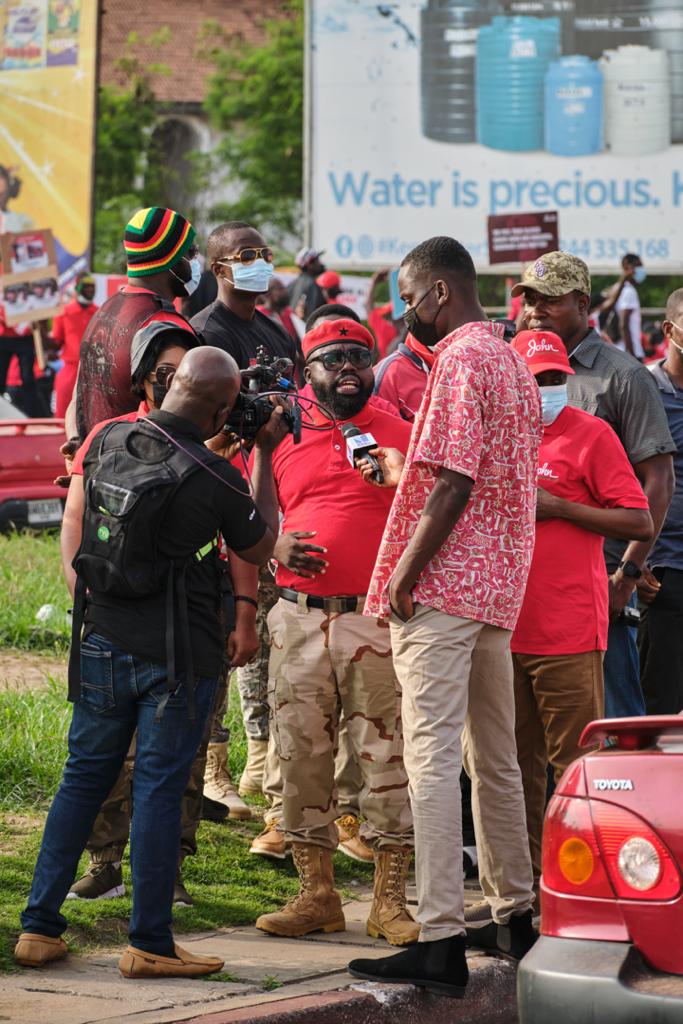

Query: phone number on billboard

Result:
[561,238,670,260]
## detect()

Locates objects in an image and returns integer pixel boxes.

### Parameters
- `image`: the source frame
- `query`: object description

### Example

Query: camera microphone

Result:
[341,422,383,483]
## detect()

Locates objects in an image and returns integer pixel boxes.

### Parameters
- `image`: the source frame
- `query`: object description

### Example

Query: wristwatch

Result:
[618,559,642,580]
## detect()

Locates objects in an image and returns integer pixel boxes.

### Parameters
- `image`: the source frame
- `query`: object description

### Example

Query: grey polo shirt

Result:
[567,330,676,570]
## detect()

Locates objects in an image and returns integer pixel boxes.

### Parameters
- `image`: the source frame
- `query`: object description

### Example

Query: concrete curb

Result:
[178,957,517,1024]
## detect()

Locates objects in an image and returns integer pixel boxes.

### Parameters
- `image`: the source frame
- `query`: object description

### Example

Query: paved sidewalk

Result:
[0,886,518,1024]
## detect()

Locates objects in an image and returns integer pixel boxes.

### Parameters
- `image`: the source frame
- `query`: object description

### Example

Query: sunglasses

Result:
[308,347,372,370]
[148,363,177,388]
[185,244,199,260]
[220,246,274,266]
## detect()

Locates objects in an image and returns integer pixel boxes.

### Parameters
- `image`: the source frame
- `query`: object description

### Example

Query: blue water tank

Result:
[545,56,602,155]
[476,15,561,151]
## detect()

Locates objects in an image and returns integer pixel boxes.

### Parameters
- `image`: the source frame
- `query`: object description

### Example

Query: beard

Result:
[310,375,374,421]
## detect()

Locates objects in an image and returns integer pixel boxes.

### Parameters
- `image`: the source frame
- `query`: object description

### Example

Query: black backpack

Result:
[68,418,218,719]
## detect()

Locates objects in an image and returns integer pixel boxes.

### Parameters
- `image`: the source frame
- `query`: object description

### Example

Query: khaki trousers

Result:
[513,650,604,885]
[267,598,413,850]
[390,604,534,942]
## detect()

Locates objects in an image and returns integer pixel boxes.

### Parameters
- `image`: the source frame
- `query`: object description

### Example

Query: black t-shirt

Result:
[191,299,297,370]
[83,410,267,677]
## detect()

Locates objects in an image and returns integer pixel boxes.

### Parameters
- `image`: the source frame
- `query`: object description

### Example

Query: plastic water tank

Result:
[545,55,602,155]
[574,1,683,144]
[476,15,561,151]
[421,0,504,144]
[600,45,670,155]
[505,0,575,53]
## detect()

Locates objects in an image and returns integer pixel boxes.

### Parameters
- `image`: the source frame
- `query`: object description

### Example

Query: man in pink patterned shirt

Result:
[348,237,542,999]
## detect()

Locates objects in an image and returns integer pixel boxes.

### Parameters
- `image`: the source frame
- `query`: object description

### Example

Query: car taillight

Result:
[542,795,681,901]
[543,795,613,897]
[591,801,681,900]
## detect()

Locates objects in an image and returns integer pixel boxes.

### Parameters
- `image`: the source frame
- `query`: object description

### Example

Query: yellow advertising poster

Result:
[0,1,98,280]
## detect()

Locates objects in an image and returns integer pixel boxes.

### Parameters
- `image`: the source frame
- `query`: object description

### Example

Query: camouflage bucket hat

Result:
[510,251,591,298]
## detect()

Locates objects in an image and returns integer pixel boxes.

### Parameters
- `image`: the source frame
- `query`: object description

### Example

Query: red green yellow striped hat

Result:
[124,207,196,277]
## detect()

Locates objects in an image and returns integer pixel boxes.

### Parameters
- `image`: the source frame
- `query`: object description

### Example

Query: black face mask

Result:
[151,382,168,408]
[402,282,441,349]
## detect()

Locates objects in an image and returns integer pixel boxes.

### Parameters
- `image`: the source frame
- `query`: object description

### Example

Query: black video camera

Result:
[225,346,302,444]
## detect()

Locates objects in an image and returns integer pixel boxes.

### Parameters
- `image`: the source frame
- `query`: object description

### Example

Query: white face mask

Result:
[170,255,202,297]
[540,384,568,426]
[667,321,683,356]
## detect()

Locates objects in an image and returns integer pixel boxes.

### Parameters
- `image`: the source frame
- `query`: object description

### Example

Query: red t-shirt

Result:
[374,344,429,422]
[268,403,412,596]
[52,299,99,364]
[512,406,649,655]
[71,401,149,476]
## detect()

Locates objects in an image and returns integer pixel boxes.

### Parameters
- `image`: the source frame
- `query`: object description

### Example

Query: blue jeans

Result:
[20,633,218,956]
[603,594,646,719]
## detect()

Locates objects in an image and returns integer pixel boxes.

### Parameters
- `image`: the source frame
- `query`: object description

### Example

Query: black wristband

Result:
[234,594,258,609]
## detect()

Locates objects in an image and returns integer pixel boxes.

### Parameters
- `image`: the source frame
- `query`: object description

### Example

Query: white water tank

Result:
[600,45,670,156]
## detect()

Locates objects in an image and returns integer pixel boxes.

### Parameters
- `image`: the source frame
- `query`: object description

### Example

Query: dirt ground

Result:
[0,650,67,690]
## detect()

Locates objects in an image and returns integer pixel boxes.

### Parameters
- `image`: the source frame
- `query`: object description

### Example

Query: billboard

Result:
[0,1,98,283]
[308,1,683,271]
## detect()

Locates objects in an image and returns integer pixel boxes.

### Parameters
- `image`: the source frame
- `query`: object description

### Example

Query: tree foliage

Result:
[200,0,304,241]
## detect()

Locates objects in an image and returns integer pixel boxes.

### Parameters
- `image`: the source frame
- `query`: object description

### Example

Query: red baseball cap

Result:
[302,317,375,361]
[316,270,341,290]
[512,330,575,376]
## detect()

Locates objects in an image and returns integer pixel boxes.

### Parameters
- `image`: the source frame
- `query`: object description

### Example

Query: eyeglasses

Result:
[400,282,437,324]
[185,244,199,260]
[219,246,274,266]
[308,347,372,371]
[148,363,177,388]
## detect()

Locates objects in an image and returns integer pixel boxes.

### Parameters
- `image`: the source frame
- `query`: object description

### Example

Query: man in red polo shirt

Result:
[254,317,417,947]
[510,330,652,890]
[52,274,99,418]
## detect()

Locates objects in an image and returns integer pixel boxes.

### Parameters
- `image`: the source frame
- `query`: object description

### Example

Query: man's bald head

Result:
[162,347,241,439]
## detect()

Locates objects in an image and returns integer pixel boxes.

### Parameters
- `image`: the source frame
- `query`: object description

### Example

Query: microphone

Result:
[341,422,383,484]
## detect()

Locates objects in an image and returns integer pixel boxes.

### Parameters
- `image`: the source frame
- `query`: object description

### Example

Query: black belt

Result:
[279,587,364,614]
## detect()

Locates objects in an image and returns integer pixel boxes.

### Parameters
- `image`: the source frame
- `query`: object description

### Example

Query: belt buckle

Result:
[325,597,346,614]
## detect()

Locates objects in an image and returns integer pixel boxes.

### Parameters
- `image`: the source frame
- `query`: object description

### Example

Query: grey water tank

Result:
[420,0,504,144]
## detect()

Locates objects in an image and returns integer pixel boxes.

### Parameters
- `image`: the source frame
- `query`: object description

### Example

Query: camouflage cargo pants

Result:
[233,572,279,741]
[267,597,414,851]
[86,665,230,863]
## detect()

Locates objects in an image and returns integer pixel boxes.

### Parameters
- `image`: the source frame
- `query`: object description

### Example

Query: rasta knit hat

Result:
[124,207,196,278]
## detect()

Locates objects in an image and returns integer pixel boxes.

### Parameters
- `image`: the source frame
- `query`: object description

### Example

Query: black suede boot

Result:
[348,934,468,998]
[465,908,536,960]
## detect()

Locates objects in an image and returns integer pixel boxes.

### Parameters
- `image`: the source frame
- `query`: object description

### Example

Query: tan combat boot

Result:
[238,737,268,797]
[367,847,420,946]
[203,742,251,820]
[255,843,346,937]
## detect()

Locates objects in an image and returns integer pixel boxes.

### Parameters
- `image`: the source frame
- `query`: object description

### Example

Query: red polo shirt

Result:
[52,299,99,364]
[512,405,649,655]
[269,403,412,597]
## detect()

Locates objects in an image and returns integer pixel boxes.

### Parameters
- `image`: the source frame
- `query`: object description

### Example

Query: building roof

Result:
[99,0,285,104]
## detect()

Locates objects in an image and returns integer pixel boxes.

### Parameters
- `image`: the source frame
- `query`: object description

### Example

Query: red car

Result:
[0,398,66,530]
[519,715,683,1022]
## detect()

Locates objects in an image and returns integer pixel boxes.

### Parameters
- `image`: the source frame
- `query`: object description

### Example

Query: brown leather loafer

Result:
[14,933,68,967]
[119,943,224,978]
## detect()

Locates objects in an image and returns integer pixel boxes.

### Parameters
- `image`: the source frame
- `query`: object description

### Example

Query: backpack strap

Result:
[67,574,87,703]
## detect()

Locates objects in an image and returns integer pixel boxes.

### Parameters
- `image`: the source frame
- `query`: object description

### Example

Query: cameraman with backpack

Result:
[16,347,310,979]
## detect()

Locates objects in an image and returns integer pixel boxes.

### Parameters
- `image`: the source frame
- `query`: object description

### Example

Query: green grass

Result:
[0,530,71,650]
[0,530,374,972]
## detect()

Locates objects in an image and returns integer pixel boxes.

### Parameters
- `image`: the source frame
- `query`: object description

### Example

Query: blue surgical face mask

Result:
[228,258,274,294]
[540,384,568,426]
[170,255,202,297]
[633,265,647,285]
